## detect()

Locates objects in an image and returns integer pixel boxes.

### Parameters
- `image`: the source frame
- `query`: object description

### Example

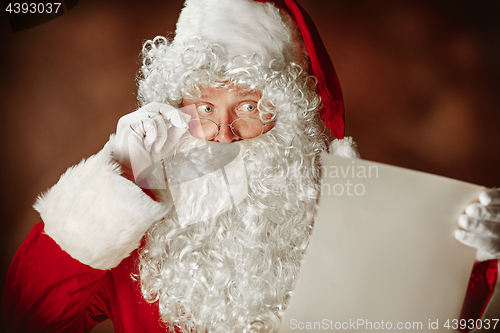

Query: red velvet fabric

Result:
[2,222,168,333]
[459,259,498,333]
[255,0,345,139]
[3,223,497,332]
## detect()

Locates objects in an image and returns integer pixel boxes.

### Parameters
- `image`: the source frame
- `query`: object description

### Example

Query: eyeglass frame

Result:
[188,116,273,140]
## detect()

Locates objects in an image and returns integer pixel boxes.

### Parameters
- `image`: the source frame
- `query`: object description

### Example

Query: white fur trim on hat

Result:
[34,136,172,270]
[174,0,295,63]
[329,136,360,159]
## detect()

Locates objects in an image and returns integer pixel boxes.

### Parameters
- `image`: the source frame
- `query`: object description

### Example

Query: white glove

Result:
[455,188,500,260]
[113,102,191,185]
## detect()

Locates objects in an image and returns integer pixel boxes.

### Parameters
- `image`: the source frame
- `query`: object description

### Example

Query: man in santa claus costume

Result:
[2,0,500,332]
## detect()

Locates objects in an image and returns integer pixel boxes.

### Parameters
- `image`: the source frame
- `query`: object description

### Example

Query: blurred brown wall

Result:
[1,0,499,331]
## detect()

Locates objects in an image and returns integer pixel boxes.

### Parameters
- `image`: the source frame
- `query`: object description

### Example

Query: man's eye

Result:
[239,103,257,113]
[197,104,213,114]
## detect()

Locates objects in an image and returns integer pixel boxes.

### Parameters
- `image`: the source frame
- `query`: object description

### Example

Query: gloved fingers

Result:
[118,103,188,133]
[161,107,191,128]
[117,104,159,128]
[458,214,500,237]
[141,103,182,122]
[130,118,158,153]
[127,131,154,181]
[150,114,168,154]
[137,103,174,125]
[466,203,500,222]
[149,127,189,163]
[140,104,190,154]
[114,103,190,171]
[116,112,142,136]
[141,102,170,114]
[455,229,500,258]
[479,188,500,206]
[161,126,188,156]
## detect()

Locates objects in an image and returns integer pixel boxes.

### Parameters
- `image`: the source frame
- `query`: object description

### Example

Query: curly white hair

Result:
[136,35,329,332]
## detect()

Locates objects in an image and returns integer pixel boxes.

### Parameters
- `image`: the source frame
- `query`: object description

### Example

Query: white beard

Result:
[138,118,326,332]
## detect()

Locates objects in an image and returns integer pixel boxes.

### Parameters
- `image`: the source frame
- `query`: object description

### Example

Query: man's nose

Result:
[214,124,239,143]
[213,108,240,143]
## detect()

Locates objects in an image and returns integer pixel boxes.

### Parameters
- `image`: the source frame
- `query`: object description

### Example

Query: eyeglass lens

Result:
[188,118,264,140]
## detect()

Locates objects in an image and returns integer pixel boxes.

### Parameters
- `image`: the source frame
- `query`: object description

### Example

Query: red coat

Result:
[2,222,169,333]
[3,222,498,332]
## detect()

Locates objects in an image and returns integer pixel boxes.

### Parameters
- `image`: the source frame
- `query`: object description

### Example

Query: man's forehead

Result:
[198,86,262,99]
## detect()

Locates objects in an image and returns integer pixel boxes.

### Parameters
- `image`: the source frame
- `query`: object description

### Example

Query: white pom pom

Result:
[329,137,360,158]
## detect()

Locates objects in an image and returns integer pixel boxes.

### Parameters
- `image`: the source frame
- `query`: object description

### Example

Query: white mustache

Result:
[164,140,248,226]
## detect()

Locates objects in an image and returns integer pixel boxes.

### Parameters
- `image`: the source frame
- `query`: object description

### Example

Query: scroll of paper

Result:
[280,155,484,332]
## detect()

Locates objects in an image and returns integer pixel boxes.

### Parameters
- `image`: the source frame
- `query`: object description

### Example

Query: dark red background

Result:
[1,1,500,331]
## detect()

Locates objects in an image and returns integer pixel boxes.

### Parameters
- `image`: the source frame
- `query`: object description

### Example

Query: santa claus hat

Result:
[174,0,351,147]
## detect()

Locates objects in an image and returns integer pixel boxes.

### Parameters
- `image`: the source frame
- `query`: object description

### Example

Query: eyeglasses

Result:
[188,117,270,140]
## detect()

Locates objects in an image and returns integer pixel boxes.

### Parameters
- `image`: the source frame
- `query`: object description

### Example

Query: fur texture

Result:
[136,26,331,330]
[175,0,295,65]
[329,136,360,158]
[34,136,172,270]
[139,128,324,332]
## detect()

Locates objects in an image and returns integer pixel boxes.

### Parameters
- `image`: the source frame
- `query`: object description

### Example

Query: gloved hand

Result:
[455,188,500,261]
[113,102,191,185]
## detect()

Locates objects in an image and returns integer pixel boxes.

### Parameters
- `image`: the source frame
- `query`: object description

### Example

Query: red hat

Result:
[255,0,345,139]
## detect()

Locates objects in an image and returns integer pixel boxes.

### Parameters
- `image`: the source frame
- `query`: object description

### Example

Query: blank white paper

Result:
[280,155,484,332]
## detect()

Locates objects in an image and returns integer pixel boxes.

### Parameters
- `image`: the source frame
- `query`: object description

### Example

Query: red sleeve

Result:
[459,259,498,333]
[2,222,111,332]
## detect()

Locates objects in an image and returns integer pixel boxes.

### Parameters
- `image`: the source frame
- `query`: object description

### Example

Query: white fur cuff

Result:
[34,136,171,270]
[329,136,360,158]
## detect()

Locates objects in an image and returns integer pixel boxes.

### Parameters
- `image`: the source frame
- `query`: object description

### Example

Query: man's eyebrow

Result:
[198,91,260,100]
